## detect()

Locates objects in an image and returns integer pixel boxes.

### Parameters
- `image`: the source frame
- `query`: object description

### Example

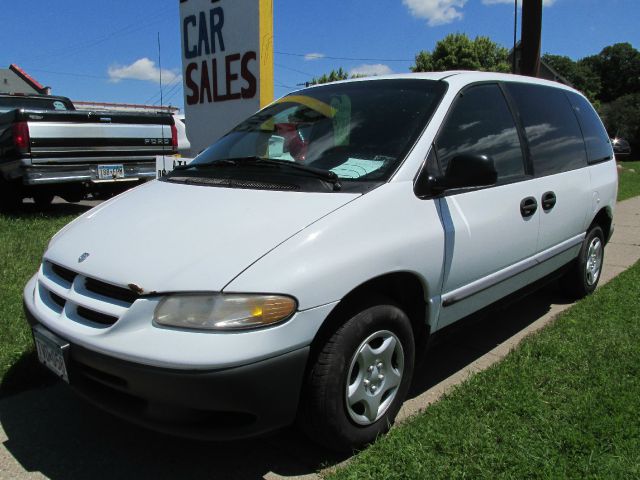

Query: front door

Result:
[429,83,540,328]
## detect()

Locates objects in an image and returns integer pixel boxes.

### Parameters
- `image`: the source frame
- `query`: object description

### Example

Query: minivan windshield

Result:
[179,79,446,192]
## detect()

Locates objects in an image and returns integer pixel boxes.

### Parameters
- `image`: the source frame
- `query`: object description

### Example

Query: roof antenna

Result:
[157,32,166,173]
[158,32,164,109]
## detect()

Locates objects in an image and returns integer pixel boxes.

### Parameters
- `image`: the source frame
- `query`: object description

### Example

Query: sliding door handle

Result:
[542,191,557,211]
[520,197,538,218]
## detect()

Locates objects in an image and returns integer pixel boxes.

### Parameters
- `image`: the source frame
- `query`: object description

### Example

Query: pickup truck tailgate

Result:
[23,110,175,164]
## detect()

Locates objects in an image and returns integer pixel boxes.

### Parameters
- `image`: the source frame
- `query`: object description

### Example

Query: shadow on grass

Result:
[0,351,57,400]
[0,284,573,479]
[410,284,572,397]
[1,201,93,219]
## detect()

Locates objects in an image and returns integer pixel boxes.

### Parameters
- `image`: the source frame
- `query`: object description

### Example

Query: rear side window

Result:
[435,84,525,181]
[566,92,613,164]
[506,83,587,176]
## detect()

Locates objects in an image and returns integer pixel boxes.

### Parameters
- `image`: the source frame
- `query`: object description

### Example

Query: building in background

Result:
[71,100,179,114]
[0,64,51,95]
[1,64,180,115]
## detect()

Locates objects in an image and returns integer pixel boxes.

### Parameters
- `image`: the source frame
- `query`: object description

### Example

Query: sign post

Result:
[179,0,274,154]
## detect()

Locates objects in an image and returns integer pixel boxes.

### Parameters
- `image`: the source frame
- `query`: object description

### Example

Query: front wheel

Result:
[298,301,415,452]
[561,225,605,298]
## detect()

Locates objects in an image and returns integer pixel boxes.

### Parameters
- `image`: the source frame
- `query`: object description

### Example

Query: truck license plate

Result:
[97,164,125,180]
[33,325,69,383]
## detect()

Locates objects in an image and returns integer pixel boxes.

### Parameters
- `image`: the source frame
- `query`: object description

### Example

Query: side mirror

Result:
[427,154,497,195]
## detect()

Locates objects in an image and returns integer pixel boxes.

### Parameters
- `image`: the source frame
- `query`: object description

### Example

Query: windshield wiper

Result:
[173,158,237,170]
[174,156,342,190]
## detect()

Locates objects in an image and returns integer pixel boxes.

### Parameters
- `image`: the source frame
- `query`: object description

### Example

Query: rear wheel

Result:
[33,193,54,207]
[561,225,604,298]
[0,178,22,211]
[298,300,415,452]
[60,192,84,203]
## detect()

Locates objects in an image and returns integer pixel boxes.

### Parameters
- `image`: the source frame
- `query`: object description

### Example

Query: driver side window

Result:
[435,84,525,181]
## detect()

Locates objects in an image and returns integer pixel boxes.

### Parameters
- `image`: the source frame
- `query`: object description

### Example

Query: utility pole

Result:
[512,0,518,74]
[520,0,543,77]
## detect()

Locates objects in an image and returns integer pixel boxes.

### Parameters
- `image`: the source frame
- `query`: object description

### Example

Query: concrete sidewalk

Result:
[1,196,639,480]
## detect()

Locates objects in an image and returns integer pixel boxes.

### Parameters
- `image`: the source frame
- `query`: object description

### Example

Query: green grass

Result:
[617,160,640,201]
[0,207,79,396]
[329,261,640,480]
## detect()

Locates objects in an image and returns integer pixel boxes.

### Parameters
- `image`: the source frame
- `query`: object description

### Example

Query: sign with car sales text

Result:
[179,0,274,154]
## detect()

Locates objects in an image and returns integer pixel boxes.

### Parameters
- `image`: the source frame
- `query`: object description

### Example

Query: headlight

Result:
[153,293,297,331]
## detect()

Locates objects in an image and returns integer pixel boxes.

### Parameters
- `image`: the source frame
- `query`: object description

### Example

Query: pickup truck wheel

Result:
[298,301,414,452]
[33,193,54,207]
[561,225,604,299]
[0,179,22,211]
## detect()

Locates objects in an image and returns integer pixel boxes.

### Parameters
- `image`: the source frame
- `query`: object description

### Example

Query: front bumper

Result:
[22,161,156,185]
[23,272,337,439]
[25,305,310,440]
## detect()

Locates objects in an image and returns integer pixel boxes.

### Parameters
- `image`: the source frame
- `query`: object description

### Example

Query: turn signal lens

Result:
[12,121,30,152]
[153,294,297,331]
[170,124,178,150]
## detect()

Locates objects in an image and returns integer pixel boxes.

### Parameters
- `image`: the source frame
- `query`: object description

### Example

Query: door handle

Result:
[520,196,538,218]
[541,191,557,211]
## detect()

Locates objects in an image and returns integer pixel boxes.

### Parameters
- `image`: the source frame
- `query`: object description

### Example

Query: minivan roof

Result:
[297,71,581,96]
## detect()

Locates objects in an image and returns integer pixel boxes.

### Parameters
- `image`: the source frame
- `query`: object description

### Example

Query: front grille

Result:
[85,277,139,305]
[38,261,137,328]
[77,306,118,326]
[51,263,77,284]
[49,291,66,309]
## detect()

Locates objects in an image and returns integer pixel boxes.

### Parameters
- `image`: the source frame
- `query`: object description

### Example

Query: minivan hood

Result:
[45,180,359,293]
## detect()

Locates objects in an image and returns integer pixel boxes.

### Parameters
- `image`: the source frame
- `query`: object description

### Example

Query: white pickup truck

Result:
[0,93,177,207]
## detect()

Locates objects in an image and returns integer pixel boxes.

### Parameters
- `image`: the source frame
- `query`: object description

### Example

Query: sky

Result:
[1,0,638,112]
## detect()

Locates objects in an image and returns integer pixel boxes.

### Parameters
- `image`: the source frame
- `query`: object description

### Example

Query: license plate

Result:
[97,164,125,180]
[33,325,70,383]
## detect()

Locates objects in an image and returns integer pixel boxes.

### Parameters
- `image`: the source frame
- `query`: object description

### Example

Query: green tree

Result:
[473,36,510,73]
[599,93,640,150]
[411,34,509,73]
[581,43,640,103]
[309,67,366,85]
[542,54,601,102]
[412,51,433,72]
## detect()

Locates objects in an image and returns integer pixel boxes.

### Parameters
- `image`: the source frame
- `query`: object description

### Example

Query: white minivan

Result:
[24,72,617,451]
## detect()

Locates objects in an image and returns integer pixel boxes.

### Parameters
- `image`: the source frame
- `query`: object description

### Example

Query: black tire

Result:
[298,300,415,452]
[60,193,83,203]
[33,193,54,207]
[561,225,605,299]
[0,178,22,212]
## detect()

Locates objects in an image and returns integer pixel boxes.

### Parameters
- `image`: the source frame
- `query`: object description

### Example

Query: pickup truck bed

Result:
[0,94,177,206]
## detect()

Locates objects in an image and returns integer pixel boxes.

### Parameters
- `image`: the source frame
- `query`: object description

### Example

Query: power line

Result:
[275,50,414,63]
[274,62,314,77]
[274,81,296,89]
[163,87,182,106]
[144,75,182,104]
[25,68,110,80]
[162,80,183,99]
[28,6,174,65]
[23,67,182,89]
[19,66,183,107]
[153,81,182,106]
